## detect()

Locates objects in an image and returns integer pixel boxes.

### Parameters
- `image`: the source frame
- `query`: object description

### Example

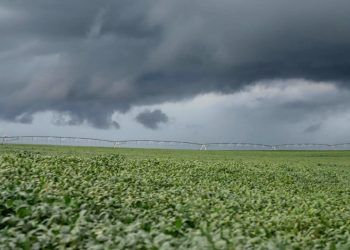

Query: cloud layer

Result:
[1,0,350,128]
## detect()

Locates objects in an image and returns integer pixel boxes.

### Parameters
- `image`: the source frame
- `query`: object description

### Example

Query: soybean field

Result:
[1,144,350,249]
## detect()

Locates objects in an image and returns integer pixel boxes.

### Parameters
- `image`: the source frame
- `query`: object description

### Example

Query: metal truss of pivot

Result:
[113,141,120,148]
[200,144,207,150]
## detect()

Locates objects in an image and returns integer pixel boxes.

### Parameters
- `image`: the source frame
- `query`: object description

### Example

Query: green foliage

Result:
[1,148,350,249]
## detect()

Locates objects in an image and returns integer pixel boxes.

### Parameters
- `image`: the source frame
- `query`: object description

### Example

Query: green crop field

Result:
[1,145,350,249]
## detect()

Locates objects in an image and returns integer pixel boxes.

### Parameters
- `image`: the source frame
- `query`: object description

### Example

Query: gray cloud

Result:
[14,113,33,124]
[304,123,322,134]
[52,112,83,127]
[52,111,120,129]
[136,109,168,129]
[1,0,350,128]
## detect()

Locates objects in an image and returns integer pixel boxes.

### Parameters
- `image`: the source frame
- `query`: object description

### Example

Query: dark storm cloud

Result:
[1,0,350,128]
[136,109,169,129]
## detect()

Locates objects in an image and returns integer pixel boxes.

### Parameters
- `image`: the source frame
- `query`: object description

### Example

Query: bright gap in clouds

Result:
[1,79,350,144]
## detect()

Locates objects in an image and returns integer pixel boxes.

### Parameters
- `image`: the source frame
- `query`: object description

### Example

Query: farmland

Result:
[1,145,350,249]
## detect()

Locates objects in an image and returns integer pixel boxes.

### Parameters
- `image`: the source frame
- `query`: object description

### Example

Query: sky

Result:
[1,0,350,144]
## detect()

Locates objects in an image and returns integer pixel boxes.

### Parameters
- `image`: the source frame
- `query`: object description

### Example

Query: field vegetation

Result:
[1,145,350,249]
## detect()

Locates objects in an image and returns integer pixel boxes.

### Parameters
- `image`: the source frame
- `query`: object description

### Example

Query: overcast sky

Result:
[1,0,350,144]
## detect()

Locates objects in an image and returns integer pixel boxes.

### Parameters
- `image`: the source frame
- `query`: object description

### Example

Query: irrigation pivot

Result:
[1,135,350,150]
